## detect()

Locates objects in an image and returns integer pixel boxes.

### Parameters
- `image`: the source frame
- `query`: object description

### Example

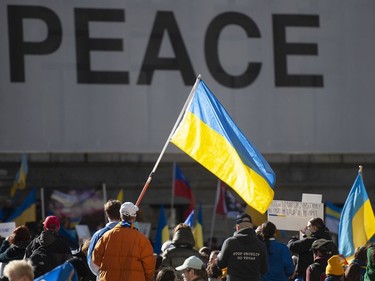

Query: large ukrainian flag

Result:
[170,79,275,214]
[338,171,375,258]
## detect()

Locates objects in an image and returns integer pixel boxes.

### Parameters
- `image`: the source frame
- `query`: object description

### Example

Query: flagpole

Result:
[102,183,107,224]
[170,161,177,228]
[359,165,363,176]
[40,187,45,220]
[136,74,202,206]
[209,179,220,249]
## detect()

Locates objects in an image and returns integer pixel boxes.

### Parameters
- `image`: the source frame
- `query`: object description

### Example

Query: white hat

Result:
[120,202,139,217]
[176,256,204,271]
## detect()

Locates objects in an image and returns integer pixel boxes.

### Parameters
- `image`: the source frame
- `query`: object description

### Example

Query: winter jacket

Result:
[162,226,201,268]
[87,220,119,275]
[24,230,72,265]
[0,239,29,263]
[261,239,295,281]
[217,227,268,281]
[92,222,155,281]
[288,228,331,280]
[364,247,375,281]
[305,255,329,281]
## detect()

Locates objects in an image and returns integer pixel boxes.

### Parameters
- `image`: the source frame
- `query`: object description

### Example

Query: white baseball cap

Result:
[120,202,139,217]
[176,256,204,271]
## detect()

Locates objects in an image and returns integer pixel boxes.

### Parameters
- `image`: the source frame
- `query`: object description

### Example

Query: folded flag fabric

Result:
[154,205,169,254]
[171,79,275,214]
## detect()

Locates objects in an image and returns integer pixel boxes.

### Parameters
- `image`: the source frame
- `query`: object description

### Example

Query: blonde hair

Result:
[3,259,34,281]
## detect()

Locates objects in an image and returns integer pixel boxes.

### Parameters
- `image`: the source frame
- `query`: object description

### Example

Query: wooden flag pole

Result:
[358,165,363,175]
[135,75,202,206]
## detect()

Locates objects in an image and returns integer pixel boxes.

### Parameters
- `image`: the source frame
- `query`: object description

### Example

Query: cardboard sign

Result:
[0,222,16,238]
[267,200,324,231]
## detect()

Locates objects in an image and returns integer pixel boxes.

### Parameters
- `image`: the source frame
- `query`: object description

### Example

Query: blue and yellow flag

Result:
[154,205,169,254]
[117,189,124,202]
[5,188,36,226]
[338,172,375,258]
[170,79,275,214]
[193,204,204,249]
[10,154,28,198]
[325,201,342,234]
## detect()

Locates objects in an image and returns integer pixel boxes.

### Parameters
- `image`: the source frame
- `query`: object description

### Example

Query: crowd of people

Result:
[0,200,374,281]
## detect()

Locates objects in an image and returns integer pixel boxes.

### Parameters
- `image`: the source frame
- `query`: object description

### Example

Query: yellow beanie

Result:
[326,255,344,276]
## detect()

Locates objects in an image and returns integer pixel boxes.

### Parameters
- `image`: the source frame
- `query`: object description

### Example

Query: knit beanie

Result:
[326,255,344,276]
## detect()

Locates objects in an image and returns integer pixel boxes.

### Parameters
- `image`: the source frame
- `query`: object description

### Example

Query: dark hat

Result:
[236,213,252,224]
[310,239,333,251]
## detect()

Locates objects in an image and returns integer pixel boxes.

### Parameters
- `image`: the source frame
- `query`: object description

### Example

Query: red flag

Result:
[174,164,194,219]
[215,180,245,218]
[215,181,227,215]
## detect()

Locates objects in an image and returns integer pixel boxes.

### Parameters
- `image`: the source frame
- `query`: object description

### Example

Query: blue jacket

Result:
[261,239,295,281]
[87,221,119,275]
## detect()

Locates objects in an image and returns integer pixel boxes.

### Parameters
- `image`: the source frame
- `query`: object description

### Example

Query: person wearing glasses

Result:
[288,217,331,281]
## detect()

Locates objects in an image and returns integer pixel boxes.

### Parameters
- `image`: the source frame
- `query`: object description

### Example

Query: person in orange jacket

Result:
[93,202,156,281]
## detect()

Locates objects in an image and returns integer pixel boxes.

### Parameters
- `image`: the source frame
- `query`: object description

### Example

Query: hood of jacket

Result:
[38,230,59,247]
[233,227,258,244]
[172,227,195,248]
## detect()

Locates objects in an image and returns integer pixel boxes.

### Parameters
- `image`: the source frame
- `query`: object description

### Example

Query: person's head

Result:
[176,256,206,281]
[9,225,31,245]
[199,246,211,260]
[209,250,220,263]
[156,266,178,281]
[326,255,344,278]
[235,213,253,231]
[104,199,121,222]
[120,202,138,222]
[43,215,60,232]
[171,223,195,248]
[310,239,337,258]
[68,257,89,281]
[3,259,34,281]
[260,221,276,240]
[304,217,326,236]
[354,246,367,263]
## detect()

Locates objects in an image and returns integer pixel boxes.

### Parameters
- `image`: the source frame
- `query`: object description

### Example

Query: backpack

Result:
[29,245,58,277]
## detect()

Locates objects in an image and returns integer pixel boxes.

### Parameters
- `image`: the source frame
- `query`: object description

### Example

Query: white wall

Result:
[1,1,374,153]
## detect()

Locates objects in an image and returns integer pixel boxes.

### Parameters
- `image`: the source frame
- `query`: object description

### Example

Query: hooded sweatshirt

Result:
[162,226,201,268]
[217,227,268,281]
[24,230,72,265]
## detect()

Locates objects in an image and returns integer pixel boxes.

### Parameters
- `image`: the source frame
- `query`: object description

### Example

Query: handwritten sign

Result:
[268,200,324,231]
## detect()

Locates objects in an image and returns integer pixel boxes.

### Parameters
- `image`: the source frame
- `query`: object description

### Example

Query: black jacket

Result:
[24,230,72,265]
[288,228,331,280]
[217,227,268,281]
[162,226,201,268]
[0,239,29,263]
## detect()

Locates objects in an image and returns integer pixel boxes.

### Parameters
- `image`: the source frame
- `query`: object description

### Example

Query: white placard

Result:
[267,200,324,231]
[75,224,91,244]
[302,193,322,203]
[0,222,16,238]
